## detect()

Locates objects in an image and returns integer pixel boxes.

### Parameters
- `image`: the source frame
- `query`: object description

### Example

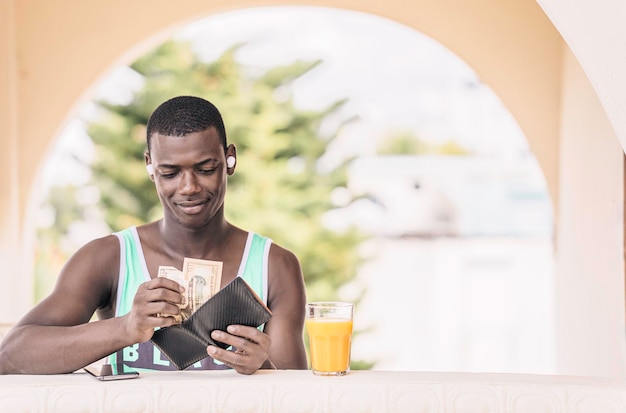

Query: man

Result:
[0,96,308,374]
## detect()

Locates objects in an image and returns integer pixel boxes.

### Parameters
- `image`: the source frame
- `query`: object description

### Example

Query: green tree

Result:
[86,40,365,303]
[378,130,471,155]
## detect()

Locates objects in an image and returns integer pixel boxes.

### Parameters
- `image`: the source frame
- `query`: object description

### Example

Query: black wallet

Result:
[151,277,272,370]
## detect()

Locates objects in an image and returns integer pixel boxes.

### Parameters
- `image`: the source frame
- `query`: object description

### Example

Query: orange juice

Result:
[306,318,353,375]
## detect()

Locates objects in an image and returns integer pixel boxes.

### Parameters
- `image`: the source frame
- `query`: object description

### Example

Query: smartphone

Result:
[84,363,139,381]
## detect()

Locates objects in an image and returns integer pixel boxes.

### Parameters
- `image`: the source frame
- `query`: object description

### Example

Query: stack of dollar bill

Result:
[158,258,223,322]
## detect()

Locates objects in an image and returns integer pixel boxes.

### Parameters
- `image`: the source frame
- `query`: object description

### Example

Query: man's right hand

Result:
[123,277,185,343]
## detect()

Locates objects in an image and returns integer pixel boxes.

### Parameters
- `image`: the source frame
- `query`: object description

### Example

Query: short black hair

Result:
[146,96,227,152]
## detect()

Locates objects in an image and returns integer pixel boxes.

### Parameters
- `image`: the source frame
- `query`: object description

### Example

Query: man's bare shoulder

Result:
[56,233,121,293]
[70,233,120,263]
[266,241,305,303]
[267,242,301,274]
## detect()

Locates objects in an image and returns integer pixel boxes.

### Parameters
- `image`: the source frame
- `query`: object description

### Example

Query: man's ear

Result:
[145,153,154,180]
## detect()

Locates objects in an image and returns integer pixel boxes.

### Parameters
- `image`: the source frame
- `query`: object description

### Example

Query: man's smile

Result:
[175,199,208,214]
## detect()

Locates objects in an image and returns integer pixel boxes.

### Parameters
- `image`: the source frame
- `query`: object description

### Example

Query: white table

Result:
[0,369,625,412]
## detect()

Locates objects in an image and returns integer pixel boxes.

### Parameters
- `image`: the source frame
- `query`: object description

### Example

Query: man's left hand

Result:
[207,325,271,375]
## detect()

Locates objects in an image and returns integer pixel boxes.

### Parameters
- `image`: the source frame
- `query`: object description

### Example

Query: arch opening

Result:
[32,6,556,374]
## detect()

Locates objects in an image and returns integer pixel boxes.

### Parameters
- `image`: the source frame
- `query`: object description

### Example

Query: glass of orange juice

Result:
[306,302,354,376]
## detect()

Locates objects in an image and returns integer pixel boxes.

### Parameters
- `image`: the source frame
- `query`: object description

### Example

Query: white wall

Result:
[556,48,625,377]
[538,0,626,153]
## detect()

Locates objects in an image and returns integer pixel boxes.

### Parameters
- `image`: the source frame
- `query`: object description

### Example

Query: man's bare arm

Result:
[264,244,307,369]
[0,236,183,374]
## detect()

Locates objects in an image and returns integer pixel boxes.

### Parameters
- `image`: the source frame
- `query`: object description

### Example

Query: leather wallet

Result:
[150,277,272,370]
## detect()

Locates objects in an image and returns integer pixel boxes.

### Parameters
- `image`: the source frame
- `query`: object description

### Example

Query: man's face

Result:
[147,127,232,229]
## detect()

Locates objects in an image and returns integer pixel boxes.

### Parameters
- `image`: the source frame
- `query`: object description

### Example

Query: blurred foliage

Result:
[37,39,372,366]
[85,40,366,302]
[35,185,94,300]
[377,131,471,155]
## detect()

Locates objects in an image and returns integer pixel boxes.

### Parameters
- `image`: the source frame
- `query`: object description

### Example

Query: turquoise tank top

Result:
[108,227,271,371]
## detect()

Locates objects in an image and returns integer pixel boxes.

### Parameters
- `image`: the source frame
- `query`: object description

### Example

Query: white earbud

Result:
[146,164,154,176]
[226,156,236,168]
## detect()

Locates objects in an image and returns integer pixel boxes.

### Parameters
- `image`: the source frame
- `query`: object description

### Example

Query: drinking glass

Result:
[305,302,354,376]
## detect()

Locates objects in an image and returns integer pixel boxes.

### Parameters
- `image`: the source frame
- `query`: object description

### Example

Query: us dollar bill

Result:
[157,265,185,322]
[181,257,223,314]
[157,259,223,322]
